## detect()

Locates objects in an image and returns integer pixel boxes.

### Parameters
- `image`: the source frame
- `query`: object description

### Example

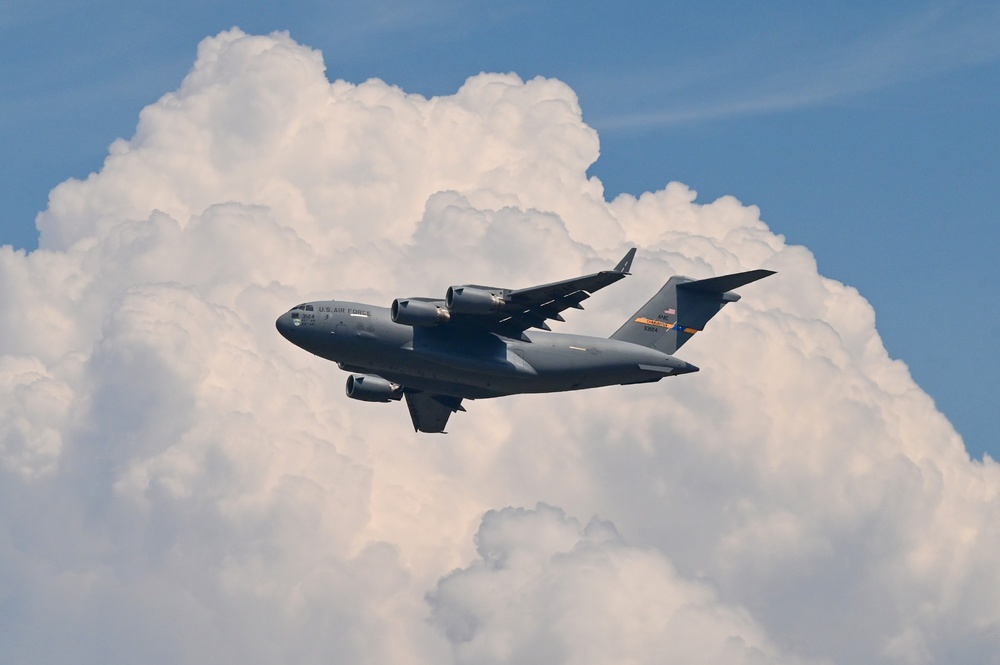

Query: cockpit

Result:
[275,303,315,334]
[288,304,314,321]
[277,301,339,340]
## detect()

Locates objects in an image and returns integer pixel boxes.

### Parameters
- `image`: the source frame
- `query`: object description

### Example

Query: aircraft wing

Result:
[462,248,636,335]
[404,392,465,433]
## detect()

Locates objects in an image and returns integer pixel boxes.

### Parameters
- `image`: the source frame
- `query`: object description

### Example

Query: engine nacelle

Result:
[391,298,451,327]
[445,286,506,314]
[345,374,402,403]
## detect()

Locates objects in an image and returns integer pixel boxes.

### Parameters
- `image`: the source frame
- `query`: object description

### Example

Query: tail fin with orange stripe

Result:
[610,269,775,354]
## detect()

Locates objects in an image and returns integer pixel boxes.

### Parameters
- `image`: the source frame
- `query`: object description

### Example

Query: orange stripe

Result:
[635,317,699,334]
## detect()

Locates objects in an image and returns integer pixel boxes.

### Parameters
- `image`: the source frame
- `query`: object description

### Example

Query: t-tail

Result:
[611,269,775,354]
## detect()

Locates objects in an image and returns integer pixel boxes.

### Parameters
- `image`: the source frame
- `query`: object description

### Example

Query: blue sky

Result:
[2,1,998,457]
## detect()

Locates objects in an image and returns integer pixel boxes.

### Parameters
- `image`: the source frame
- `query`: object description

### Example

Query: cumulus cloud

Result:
[1,27,998,664]
[429,504,812,665]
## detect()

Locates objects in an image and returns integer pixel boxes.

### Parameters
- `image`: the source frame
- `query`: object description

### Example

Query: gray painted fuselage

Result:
[275,300,697,399]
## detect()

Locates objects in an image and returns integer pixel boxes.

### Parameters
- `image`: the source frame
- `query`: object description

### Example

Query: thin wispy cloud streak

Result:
[596,5,1000,130]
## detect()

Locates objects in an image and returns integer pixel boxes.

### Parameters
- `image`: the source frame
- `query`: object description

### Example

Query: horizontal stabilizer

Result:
[678,269,775,294]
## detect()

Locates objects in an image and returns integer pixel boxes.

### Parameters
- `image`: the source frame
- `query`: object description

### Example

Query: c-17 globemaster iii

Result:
[276,248,774,433]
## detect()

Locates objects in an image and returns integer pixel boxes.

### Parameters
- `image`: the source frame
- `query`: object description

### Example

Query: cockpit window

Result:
[293,304,305,311]
[305,305,314,311]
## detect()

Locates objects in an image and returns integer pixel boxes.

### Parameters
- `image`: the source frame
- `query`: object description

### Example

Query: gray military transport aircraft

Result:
[276,249,773,433]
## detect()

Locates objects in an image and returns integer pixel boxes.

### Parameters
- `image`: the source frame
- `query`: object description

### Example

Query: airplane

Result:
[275,249,774,433]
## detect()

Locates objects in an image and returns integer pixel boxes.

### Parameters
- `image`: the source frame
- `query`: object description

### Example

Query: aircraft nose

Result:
[275,312,294,340]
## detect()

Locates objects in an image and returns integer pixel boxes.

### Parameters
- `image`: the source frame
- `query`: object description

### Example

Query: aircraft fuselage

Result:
[275,300,698,399]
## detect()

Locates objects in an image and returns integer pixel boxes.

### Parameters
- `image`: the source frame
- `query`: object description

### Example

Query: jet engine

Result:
[445,286,506,314]
[391,298,451,326]
[345,374,402,402]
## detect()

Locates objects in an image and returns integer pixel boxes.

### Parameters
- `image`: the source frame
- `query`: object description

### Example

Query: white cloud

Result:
[2,27,998,664]
[429,504,814,665]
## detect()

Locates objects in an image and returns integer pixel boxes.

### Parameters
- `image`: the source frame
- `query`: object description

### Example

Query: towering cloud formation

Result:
[1,28,997,664]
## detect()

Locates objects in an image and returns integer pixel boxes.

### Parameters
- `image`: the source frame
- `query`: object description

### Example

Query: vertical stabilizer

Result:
[610,269,774,354]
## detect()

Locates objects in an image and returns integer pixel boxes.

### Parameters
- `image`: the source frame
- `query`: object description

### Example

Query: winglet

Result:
[613,248,637,274]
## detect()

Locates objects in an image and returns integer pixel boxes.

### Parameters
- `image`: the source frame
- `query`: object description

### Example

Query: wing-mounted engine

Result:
[345,374,403,402]
[445,286,506,314]
[391,299,451,327]
[388,249,638,334]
